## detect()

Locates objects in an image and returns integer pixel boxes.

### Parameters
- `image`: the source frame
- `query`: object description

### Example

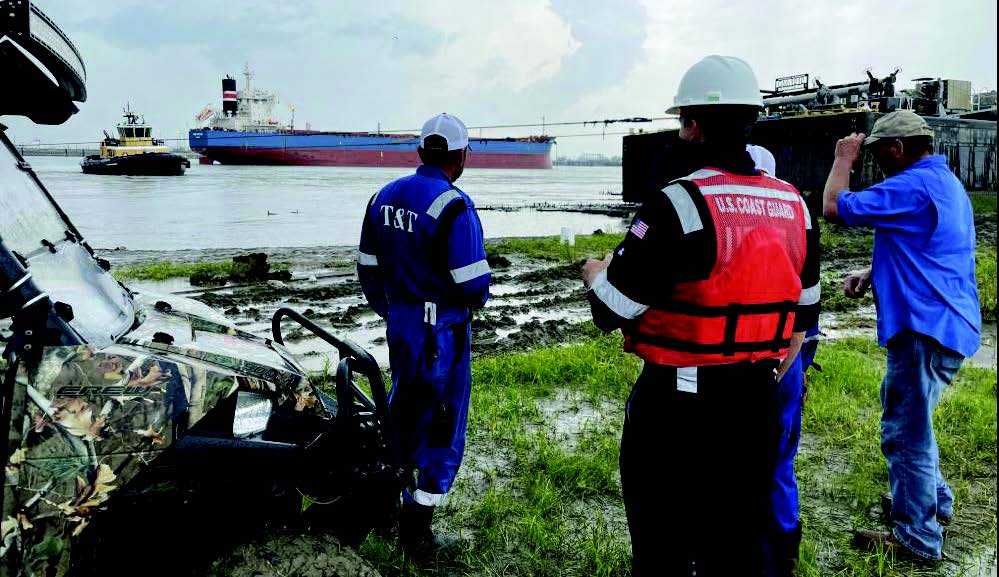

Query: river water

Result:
[29,157,627,251]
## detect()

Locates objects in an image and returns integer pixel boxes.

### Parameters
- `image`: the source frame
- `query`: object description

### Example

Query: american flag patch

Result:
[630,219,649,239]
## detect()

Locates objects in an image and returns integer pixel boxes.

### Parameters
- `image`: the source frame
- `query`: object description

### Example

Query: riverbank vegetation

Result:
[356,332,995,576]
[112,260,232,281]
[356,205,996,576]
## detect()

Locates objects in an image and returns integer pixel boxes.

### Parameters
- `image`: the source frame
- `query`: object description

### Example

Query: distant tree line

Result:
[554,154,622,166]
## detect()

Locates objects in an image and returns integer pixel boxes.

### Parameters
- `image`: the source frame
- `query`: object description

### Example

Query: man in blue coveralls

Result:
[770,324,820,576]
[357,113,490,556]
[823,110,981,563]
[751,144,822,576]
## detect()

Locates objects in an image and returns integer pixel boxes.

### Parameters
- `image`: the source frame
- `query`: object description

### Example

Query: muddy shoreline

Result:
[3,208,992,576]
[101,238,606,373]
[101,210,998,373]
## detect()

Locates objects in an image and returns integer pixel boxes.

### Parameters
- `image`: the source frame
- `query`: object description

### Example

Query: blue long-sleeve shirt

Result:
[358,165,490,317]
[837,155,980,357]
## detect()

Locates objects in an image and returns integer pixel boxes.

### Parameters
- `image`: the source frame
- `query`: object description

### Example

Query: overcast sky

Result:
[4,0,996,157]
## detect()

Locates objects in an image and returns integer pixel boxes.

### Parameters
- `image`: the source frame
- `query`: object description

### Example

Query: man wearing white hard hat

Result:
[582,55,820,575]
[358,113,490,557]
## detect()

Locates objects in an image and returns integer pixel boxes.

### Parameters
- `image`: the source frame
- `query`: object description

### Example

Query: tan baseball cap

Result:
[864,110,934,146]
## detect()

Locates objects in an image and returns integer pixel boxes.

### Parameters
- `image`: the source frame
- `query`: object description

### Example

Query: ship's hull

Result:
[190,130,553,169]
[81,152,191,175]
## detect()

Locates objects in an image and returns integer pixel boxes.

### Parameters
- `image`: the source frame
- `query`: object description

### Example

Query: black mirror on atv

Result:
[0,0,87,124]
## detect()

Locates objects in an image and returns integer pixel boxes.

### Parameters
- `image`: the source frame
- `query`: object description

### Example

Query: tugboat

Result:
[82,106,190,175]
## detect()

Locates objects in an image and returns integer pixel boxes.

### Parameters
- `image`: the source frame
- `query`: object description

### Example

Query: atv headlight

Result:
[233,391,272,438]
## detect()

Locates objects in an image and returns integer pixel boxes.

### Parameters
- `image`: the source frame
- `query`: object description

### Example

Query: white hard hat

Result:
[666,55,763,115]
[420,113,469,151]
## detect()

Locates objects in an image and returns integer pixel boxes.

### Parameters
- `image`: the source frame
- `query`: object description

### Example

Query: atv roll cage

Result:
[271,307,400,465]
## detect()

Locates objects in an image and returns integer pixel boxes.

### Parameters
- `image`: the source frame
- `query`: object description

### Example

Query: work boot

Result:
[880,492,952,526]
[397,500,461,559]
[852,528,942,565]
[771,523,802,577]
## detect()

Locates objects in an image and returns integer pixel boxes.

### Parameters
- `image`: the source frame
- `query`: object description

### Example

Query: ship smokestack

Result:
[222,76,237,117]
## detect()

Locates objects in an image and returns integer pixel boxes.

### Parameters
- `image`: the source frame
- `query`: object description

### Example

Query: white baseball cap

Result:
[746,144,776,175]
[420,113,469,151]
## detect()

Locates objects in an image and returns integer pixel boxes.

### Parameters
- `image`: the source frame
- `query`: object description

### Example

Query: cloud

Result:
[3,0,995,158]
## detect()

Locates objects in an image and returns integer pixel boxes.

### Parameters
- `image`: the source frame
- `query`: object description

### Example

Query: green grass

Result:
[112,261,232,281]
[798,338,997,576]
[357,334,996,577]
[970,192,997,216]
[819,223,996,321]
[820,270,872,313]
[111,260,291,282]
[489,232,625,262]
[820,223,874,262]
[978,247,997,321]
[359,331,638,576]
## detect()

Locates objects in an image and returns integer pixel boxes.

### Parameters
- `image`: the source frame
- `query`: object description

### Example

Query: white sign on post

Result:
[560,226,575,246]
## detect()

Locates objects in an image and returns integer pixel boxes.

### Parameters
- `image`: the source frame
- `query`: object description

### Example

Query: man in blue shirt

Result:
[822,110,981,562]
[357,113,490,557]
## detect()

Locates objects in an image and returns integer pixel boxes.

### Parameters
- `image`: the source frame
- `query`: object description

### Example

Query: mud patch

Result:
[208,532,380,577]
[195,280,361,311]
[976,212,997,248]
[475,319,596,356]
[536,391,620,451]
[970,323,997,369]
[493,261,582,285]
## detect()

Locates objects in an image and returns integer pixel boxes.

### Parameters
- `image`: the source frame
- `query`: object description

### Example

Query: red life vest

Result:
[625,168,808,367]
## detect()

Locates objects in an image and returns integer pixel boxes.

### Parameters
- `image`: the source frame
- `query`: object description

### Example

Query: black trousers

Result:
[621,360,783,577]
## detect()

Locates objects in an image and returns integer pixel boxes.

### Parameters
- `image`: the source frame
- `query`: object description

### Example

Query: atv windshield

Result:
[1,137,135,345]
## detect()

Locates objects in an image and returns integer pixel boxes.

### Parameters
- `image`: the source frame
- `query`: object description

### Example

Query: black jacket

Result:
[588,142,821,335]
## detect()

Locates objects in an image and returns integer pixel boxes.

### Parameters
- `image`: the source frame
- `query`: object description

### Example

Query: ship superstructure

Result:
[200,64,285,134]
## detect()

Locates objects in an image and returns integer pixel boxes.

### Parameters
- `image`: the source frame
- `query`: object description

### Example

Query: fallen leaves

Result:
[56,463,118,519]
[8,448,27,466]
[0,517,17,558]
[1,517,16,541]
[294,384,317,412]
[50,398,105,441]
[133,426,165,447]
[128,363,169,388]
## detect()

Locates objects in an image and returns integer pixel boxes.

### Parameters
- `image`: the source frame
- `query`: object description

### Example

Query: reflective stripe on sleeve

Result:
[426,189,462,219]
[450,259,490,283]
[591,269,649,319]
[683,168,723,180]
[663,183,703,234]
[798,283,820,306]
[413,489,446,506]
[356,250,378,266]
[800,197,813,229]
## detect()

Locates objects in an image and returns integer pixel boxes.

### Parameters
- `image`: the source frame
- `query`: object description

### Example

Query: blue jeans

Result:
[881,330,963,559]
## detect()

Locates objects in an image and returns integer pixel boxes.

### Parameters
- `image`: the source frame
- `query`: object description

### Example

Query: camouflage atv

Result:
[1,4,407,576]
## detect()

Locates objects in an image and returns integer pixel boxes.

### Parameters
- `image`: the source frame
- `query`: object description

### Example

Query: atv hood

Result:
[125,291,307,383]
